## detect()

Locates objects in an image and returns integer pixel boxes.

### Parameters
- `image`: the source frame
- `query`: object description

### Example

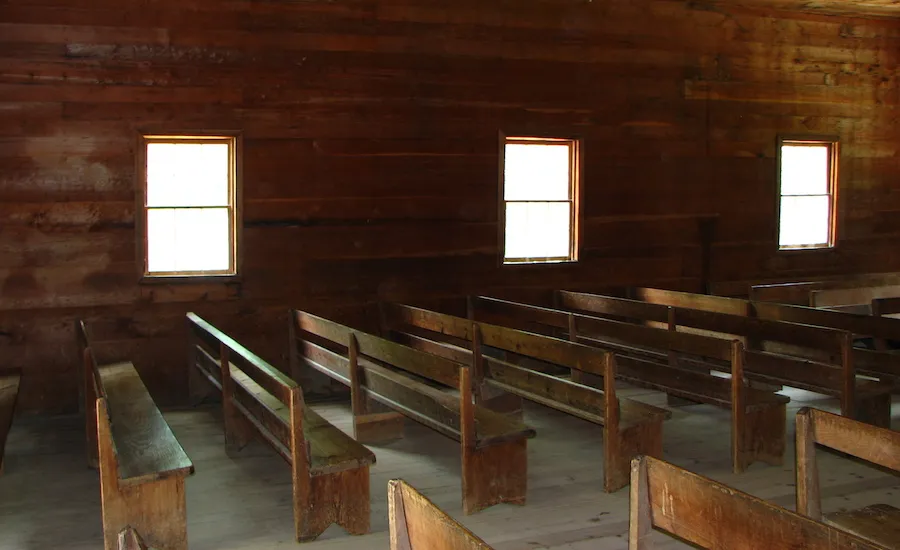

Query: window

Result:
[140,134,239,277]
[502,137,580,264]
[777,137,838,250]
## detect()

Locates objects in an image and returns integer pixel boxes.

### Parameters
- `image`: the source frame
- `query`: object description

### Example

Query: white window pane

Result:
[505,202,572,260]
[504,143,571,201]
[779,196,830,248]
[147,142,230,207]
[781,145,829,196]
[147,208,231,273]
[147,209,177,273]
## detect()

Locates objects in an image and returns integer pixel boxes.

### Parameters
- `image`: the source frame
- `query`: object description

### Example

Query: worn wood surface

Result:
[187,313,375,541]
[465,296,787,473]
[4,1,900,413]
[630,455,882,550]
[389,479,494,550]
[0,369,21,475]
[117,527,151,550]
[96,398,189,550]
[97,363,193,485]
[796,406,900,548]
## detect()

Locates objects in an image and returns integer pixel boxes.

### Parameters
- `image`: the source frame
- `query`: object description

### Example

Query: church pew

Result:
[810,285,900,310]
[389,479,494,550]
[290,310,535,515]
[82,335,194,550]
[631,287,900,386]
[187,313,376,542]
[630,455,882,550]
[380,303,670,492]
[0,368,21,475]
[460,297,787,473]
[749,273,900,305]
[796,407,900,549]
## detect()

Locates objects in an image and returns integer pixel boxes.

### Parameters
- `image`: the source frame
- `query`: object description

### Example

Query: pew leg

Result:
[736,402,786,472]
[855,393,892,428]
[295,467,371,542]
[461,439,528,515]
[223,407,255,457]
[603,417,665,493]
[188,365,216,406]
[354,398,404,444]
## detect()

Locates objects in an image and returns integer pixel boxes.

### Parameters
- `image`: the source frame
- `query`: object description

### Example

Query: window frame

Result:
[775,135,840,252]
[499,135,582,265]
[136,131,243,282]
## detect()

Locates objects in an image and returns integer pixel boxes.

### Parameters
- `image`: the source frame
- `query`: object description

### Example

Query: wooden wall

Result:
[2,0,898,412]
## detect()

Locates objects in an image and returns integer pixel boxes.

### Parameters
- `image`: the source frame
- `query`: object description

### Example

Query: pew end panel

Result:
[795,407,900,549]
[389,479,495,550]
[94,361,193,550]
[629,455,882,550]
[0,368,21,476]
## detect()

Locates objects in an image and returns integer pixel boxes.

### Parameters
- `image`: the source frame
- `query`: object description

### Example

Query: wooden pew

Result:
[380,303,671,492]
[389,479,494,550]
[810,285,900,311]
[630,455,882,550]
[462,297,787,473]
[0,368,21,475]
[796,407,900,548]
[187,313,376,542]
[76,320,100,468]
[750,273,900,305]
[632,287,900,385]
[618,289,896,425]
[290,310,535,515]
[81,333,194,550]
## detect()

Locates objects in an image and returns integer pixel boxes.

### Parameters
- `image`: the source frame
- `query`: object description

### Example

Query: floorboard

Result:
[0,386,897,549]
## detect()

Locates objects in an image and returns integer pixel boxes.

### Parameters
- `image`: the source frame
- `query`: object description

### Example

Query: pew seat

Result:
[0,368,21,474]
[826,504,900,549]
[188,313,376,542]
[796,407,900,549]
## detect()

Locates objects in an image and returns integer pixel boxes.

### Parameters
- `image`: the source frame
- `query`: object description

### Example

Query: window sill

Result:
[776,246,836,254]
[503,259,579,267]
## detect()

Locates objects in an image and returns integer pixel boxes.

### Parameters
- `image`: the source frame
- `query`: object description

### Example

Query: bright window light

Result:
[143,136,237,276]
[778,139,837,250]
[503,138,579,264]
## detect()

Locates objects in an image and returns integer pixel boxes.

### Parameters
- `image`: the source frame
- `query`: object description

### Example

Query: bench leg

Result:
[354,397,404,445]
[855,393,892,428]
[603,418,665,493]
[99,420,188,550]
[223,404,255,456]
[461,439,527,515]
[736,402,786,472]
[294,466,370,542]
[478,386,525,422]
[188,364,217,406]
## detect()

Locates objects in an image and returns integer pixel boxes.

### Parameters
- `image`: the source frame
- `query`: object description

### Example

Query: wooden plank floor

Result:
[1,386,897,549]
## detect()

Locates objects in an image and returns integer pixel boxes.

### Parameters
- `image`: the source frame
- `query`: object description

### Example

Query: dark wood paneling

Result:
[1,0,897,412]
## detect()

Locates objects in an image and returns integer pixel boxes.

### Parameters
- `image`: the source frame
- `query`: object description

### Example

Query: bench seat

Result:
[99,363,193,486]
[825,504,900,549]
[229,365,375,476]
[0,368,21,474]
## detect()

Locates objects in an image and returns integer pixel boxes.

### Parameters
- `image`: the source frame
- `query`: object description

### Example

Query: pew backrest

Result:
[811,285,900,309]
[389,479,494,550]
[630,455,881,549]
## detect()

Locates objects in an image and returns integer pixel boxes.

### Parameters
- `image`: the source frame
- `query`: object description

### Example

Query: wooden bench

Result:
[81,334,194,550]
[380,302,670,492]
[631,287,900,388]
[597,289,897,426]
[464,297,787,474]
[0,368,21,475]
[187,313,375,542]
[810,285,900,311]
[796,407,900,548]
[389,479,494,550]
[630,455,882,549]
[290,310,535,514]
[749,273,900,305]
